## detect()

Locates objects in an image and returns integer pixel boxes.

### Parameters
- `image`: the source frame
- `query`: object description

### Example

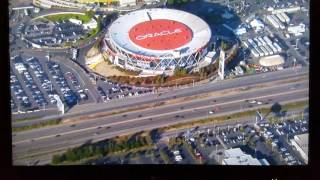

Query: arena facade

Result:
[101,8,212,75]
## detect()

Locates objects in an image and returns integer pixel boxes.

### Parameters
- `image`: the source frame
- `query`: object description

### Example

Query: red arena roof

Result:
[107,8,211,59]
[129,19,193,50]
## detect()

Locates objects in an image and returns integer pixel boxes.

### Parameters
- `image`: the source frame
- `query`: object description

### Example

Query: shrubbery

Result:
[51,132,154,164]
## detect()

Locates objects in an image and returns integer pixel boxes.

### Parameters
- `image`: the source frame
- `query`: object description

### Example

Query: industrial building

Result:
[288,23,306,36]
[290,133,308,164]
[33,0,159,9]
[259,55,285,67]
[245,35,281,58]
[222,148,270,165]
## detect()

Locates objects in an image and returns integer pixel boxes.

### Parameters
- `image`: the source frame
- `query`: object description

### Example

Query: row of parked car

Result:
[10,72,32,109]
[259,120,305,165]
[24,57,52,106]
[96,80,153,103]
[47,61,78,106]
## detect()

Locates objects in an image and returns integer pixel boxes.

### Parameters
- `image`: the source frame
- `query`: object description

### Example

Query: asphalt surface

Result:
[13,66,308,128]
[12,78,308,165]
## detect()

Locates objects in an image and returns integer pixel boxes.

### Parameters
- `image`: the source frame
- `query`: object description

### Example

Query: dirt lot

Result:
[93,61,136,77]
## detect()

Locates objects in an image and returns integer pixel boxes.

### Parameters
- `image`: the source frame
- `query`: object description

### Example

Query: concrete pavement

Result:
[12,80,308,165]
[12,66,308,127]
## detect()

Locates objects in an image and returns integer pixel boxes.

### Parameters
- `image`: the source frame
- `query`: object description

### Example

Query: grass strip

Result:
[44,13,91,23]
[159,100,308,132]
[13,116,41,122]
[12,119,61,133]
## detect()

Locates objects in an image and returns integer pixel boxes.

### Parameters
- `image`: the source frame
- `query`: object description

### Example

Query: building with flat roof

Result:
[222,148,270,165]
[259,55,284,67]
[290,133,308,164]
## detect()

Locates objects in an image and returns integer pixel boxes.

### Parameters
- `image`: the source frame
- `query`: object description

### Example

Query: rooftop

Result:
[259,55,285,67]
[107,8,211,58]
[223,148,269,166]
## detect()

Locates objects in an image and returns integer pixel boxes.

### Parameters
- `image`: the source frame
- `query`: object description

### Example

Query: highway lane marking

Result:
[14,88,308,144]
[13,88,308,145]
[14,100,308,160]
[15,70,308,124]
[13,78,308,129]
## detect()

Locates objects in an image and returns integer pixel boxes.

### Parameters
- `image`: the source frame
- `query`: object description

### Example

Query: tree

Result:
[52,154,62,164]
[85,10,95,18]
[167,0,175,5]
[65,149,78,161]
[220,41,229,51]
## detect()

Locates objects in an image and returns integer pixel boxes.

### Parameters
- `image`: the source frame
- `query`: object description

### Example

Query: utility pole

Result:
[242,132,245,145]
[46,52,50,62]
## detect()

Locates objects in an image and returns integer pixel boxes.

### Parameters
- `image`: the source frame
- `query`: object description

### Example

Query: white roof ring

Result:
[107,8,211,60]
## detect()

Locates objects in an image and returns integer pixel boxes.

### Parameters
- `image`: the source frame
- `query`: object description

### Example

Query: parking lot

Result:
[258,111,309,165]
[10,55,93,114]
[95,77,153,103]
[24,18,92,48]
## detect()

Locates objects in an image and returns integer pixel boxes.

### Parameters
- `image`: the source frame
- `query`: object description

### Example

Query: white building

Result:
[234,27,247,36]
[33,0,86,9]
[271,7,301,14]
[290,133,308,164]
[250,19,264,32]
[69,18,82,25]
[83,18,97,29]
[222,148,270,165]
[288,23,306,36]
[119,0,136,7]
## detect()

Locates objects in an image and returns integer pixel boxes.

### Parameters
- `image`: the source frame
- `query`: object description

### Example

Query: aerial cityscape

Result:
[10,0,309,166]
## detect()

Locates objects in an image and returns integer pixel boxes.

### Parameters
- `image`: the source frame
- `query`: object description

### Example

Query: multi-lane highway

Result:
[12,77,308,165]
[13,66,308,128]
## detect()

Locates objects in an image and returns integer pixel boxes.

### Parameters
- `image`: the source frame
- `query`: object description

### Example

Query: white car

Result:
[173,151,180,156]
[175,155,182,162]
[209,110,214,114]
[249,100,256,104]
[257,101,263,105]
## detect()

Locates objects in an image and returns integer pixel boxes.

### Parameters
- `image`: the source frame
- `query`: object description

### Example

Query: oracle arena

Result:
[101,8,212,75]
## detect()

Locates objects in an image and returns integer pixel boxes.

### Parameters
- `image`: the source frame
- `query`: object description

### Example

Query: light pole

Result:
[242,132,245,145]
[216,144,218,153]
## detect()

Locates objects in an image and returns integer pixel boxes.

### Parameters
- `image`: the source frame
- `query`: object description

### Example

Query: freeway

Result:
[12,79,308,165]
[13,66,308,127]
